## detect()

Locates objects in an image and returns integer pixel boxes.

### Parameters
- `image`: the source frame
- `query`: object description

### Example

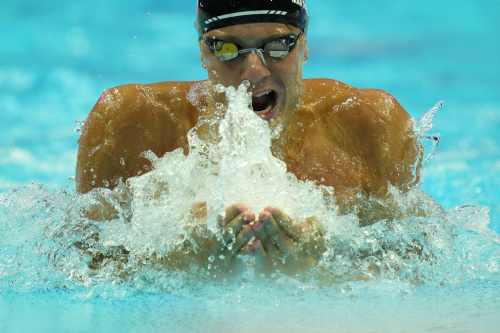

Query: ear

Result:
[199,39,204,62]
[304,45,309,61]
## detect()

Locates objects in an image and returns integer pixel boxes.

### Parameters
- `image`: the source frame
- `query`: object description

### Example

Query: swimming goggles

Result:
[201,32,303,64]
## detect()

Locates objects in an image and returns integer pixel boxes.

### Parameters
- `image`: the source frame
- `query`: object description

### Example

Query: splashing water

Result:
[413,101,443,175]
[0,84,498,298]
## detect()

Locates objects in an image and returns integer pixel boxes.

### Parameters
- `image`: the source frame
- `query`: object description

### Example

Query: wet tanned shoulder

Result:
[289,79,418,198]
[76,82,200,193]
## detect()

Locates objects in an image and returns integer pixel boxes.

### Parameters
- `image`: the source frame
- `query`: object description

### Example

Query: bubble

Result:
[213,84,225,93]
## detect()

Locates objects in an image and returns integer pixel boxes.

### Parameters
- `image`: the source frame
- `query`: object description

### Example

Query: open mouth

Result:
[251,90,278,120]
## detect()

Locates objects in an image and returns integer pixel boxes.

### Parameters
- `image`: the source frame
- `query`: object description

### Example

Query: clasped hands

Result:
[190,203,325,278]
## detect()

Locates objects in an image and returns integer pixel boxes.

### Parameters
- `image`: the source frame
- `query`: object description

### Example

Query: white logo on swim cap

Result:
[291,0,305,8]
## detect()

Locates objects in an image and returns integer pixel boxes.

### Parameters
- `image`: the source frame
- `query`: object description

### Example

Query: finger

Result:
[264,206,299,240]
[226,224,254,257]
[251,239,273,276]
[260,211,295,254]
[212,225,253,273]
[253,219,279,256]
[217,203,247,227]
[221,210,255,244]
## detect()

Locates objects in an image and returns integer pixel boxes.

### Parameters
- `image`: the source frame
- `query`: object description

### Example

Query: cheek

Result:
[209,63,245,87]
[275,55,304,86]
[274,53,306,108]
[201,51,221,80]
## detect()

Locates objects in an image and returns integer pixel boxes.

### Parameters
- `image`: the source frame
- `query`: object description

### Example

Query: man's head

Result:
[196,0,309,131]
[196,0,308,36]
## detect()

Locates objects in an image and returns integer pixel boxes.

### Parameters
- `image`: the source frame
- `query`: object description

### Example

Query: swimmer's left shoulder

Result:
[351,88,412,130]
[303,78,354,99]
[311,79,409,121]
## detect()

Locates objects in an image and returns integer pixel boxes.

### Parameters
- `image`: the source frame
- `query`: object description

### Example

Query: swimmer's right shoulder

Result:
[78,81,205,193]
[91,81,205,123]
[91,83,155,117]
[94,81,196,109]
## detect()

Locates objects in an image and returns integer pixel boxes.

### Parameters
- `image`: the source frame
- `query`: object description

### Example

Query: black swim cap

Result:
[196,0,308,36]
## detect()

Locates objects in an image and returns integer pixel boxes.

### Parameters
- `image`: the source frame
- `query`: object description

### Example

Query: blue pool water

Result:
[1,0,499,332]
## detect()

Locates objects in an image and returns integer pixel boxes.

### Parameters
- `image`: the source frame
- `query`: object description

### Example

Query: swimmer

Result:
[76,0,421,277]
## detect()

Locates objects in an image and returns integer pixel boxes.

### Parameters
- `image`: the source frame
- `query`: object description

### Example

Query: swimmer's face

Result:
[199,23,309,132]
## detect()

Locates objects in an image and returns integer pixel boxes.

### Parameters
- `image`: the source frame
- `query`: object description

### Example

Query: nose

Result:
[240,51,271,84]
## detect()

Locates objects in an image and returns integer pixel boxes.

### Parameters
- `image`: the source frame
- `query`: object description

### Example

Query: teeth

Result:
[254,90,272,98]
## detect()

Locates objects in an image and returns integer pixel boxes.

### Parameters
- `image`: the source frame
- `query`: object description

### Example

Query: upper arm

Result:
[76,85,149,193]
[75,84,192,193]
[317,86,419,197]
[354,88,419,193]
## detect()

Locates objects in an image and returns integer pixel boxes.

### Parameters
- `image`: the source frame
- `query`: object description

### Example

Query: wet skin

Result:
[199,23,308,133]
[76,23,419,276]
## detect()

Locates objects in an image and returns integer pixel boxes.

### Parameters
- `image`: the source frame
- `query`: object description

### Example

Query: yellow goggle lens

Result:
[214,42,238,55]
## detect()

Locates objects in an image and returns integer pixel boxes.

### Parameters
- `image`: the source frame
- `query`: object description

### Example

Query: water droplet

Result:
[208,255,215,262]
[120,157,125,165]
[413,101,444,133]
[74,119,85,133]
[214,84,225,93]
